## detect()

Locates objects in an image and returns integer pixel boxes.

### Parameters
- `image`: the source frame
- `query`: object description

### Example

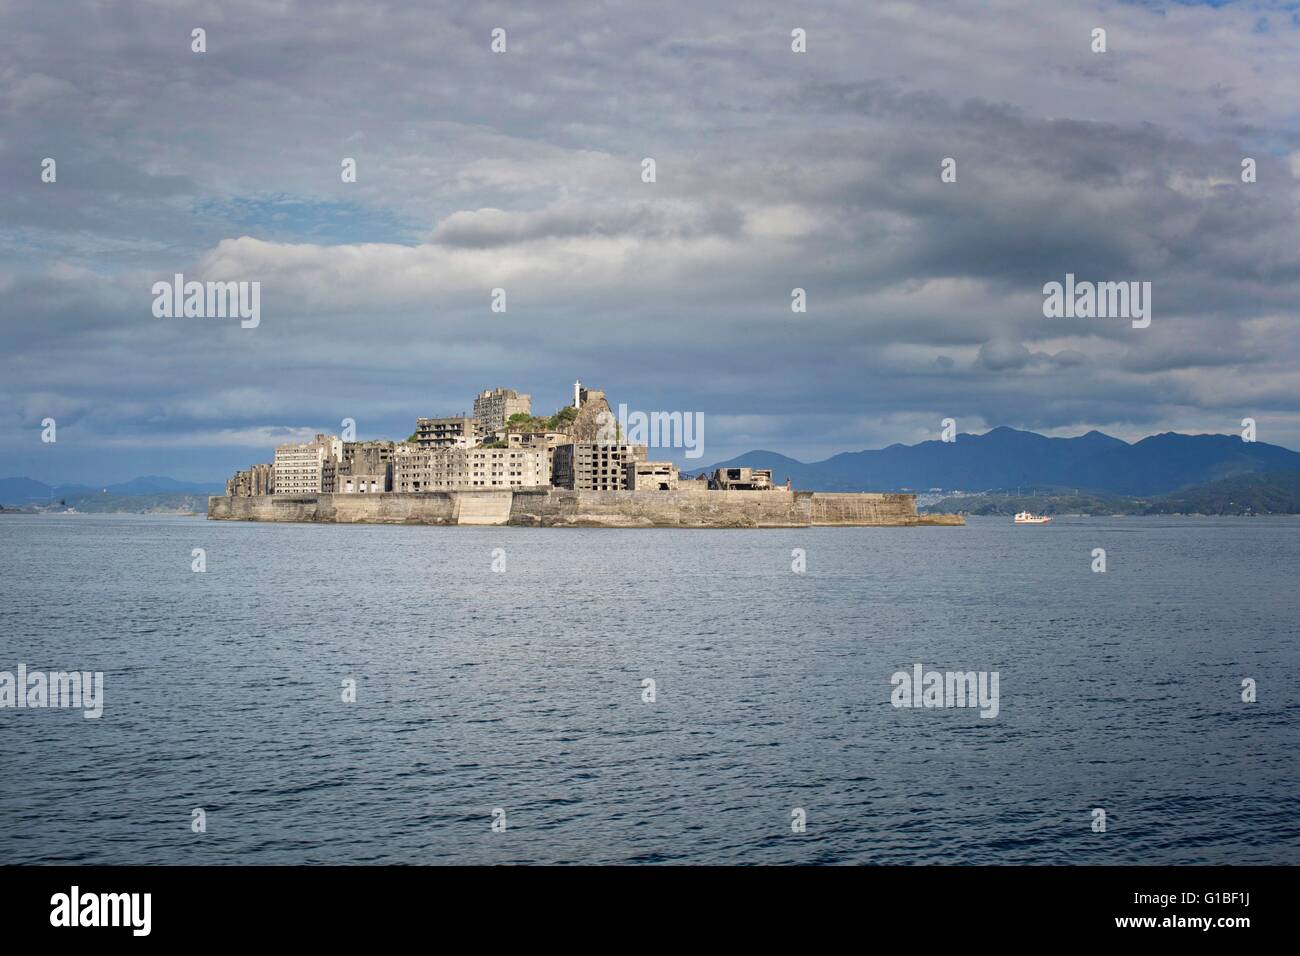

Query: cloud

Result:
[977,339,1032,371]
[2,0,1300,483]
[1050,349,1087,368]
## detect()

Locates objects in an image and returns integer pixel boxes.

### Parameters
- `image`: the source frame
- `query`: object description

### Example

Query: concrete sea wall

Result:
[508,488,812,527]
[208,489,963,527]
[809,492,962,526]
[208,493,457,524]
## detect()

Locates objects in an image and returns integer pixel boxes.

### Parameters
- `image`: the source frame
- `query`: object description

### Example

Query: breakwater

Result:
[207,488,963,527]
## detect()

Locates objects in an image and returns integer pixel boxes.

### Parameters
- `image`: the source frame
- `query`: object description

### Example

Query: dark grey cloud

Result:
[978,340,1032,371]
[2,0,1299,483]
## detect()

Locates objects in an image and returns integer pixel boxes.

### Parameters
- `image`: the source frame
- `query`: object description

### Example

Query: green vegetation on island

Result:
[504,406,577,433]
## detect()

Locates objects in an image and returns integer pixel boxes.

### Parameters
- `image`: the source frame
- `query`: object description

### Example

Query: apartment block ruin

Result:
[552,441,648,491]
[271,435,400,494]
[226,461,275,497]
[709,467,774,491]
[392,445,549,492]
[473,388,531,433]
[626,460,680,491]
[339,440,396,493]
[498,430,568,478]
[273,435,339,495]
[415,416,481,449]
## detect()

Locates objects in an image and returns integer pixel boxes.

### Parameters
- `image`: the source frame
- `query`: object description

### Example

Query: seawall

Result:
[208,488,963,527]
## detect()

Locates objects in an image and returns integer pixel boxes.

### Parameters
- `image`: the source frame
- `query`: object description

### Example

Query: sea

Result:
[1,514,1296,865]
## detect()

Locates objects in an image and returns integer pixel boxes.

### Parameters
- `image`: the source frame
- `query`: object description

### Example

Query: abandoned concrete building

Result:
[270,435,401,494]
[552,441,649,491]
[710,467,774,491]
[342,440,395,471]
[338,440,395,493]
[234,381,785,504]
[414,416,481,449]
[273,435,339,495]
[338,474,384,493]
[392,445,549,492]
[473,388,531,433]
[626,460,680,491]
[498,430,568,478]
[226,461,275,497]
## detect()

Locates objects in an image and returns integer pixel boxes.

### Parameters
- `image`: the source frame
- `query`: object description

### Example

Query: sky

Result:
[2,0,1299,484]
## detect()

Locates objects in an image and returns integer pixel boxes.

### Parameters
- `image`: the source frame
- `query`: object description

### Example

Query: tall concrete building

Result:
[473,388,531,433]
[338,440,395,493]
[392,445,549,492]
[501,431,567,477]
[273,434,341,494]
[552,442,648,491]
[226,462,274,496]
[342,440,396,471]
[415,416,481,449]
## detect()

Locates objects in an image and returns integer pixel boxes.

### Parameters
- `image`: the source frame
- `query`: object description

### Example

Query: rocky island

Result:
[209,380,963,528]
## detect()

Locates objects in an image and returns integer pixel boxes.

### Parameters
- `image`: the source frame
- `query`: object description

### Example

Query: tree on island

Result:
[505,406,578,433]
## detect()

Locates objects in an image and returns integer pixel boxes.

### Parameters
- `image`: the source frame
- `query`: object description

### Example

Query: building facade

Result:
[473,388,531,433]
[273,435,340,495]
[392,445,549,492]
[226,462,274,496]
[709,467,774,491]
[552,442,648,491]
[625,460,679,491]
[337,440,395,492]
[342,440,395,471]
[505,431,567,449]
[338,474,385,493]
[415,416,481,449]
[502,431,567,477]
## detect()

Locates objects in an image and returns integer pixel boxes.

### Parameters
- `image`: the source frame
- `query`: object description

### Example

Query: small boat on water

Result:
[1014,511,1051,524]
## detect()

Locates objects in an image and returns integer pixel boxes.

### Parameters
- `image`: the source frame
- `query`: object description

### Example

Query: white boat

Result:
[1014,511,1051,524]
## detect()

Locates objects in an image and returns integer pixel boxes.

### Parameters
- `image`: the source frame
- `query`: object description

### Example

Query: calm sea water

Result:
[0,514,1296,865]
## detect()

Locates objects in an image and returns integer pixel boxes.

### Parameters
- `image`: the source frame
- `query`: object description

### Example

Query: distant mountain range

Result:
[698,427,1300,496]
[0,475,224,506]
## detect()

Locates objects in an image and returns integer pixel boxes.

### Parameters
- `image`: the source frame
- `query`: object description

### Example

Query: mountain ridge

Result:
[0,475,225,505]
[695,428,1300,496]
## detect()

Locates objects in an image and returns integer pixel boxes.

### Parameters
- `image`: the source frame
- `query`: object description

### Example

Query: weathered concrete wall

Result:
[208,493,456,524]
[208,495,322,522]
[810,492,916,526]
[810,493,964,526]
[509,488,812,527]
[453,492,513,525]
[209,489,963,527]
[332,493,457,524]
[909,513,965,526]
